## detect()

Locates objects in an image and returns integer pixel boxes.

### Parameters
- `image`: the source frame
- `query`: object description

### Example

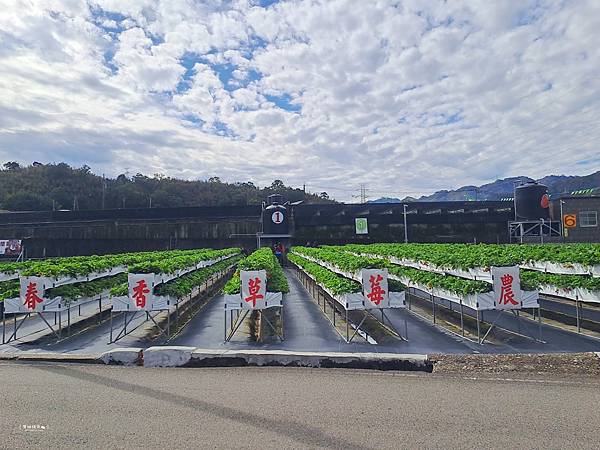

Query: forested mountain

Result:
[369,171,600,203]
[0,162,334,211]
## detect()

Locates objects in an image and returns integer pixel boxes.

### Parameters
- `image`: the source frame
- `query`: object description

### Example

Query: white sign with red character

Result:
[241,270,268,310]
[492,266,522,310]
[127,274,155,311]
[362,269,390,309]
[4,277,50,313]
[224,270,283,311]
[21,276,48,312]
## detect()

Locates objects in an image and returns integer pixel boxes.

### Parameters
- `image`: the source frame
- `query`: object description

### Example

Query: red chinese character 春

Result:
[133,279,150,308]
[498,274,518,306]
[24,282,44,310]
[244,277,264,307]
[366,274,386,305]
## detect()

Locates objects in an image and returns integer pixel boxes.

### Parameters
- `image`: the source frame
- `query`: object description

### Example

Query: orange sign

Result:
[563,214,576,228]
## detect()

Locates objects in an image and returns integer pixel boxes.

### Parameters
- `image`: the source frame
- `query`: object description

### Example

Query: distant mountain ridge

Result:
[368,171,600,203]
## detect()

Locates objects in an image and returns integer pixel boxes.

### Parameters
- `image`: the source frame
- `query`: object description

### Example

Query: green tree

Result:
[4,192,52,211]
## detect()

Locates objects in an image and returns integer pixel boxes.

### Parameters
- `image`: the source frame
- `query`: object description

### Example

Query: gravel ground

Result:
[430,352,600,376]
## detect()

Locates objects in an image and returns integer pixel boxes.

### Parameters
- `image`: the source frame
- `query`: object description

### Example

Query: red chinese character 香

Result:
[23,282,44,310]
[133,279,150,308]
[498,274,518,306]
[366,274,386,305]
[244,277,264,307]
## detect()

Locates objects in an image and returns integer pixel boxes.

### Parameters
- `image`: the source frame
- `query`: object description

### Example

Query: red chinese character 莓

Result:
[366,274,386,305]
[133,279,150,308]
[498,274,518,306]
[244,277,264,307]
[24,282,44,310]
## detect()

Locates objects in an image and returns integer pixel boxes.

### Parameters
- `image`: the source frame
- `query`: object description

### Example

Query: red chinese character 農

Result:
[244,277,264,307]
[498,274,518,306]
[133,279,150,308]
[366,274,386,305]
[24,282,44,310]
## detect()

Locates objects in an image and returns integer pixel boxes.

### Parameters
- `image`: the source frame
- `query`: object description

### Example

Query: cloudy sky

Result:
[0,0,599,201]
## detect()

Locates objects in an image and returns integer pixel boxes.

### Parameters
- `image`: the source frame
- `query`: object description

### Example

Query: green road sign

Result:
[355,217,368,235]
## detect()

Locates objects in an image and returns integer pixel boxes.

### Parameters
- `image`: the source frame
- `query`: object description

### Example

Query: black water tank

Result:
[262,195,289,235]
[514,182,550,220]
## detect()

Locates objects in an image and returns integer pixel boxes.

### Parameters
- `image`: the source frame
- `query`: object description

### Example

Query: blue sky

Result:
[0,0,599,201]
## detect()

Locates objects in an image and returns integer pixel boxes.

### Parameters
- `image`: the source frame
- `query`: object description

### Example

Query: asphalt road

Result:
[2,362,600,449]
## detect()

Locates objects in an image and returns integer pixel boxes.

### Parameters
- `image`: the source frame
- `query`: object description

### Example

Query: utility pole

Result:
[353,184,369,203]
[403,204,408,243]
[101,174,106,210]
[560,200,565,239]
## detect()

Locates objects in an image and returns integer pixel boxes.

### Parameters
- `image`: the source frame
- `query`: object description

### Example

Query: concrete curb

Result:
[100,348,144,366]
[0,352,99,364]
[143,346,195,368]
[2,349,599,374]
[0,348,432,371]
[187,349,432,372]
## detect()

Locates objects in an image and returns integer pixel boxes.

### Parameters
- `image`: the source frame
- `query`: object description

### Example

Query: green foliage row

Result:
[155,255,242,298]
[520,271,600,291]
[386,265,492,296]
[0,279,19,302]
[336,244,600,292]
[293,246,490,296]
[13,248,239,278]
[288,253,361,295]
[0,260,35,275]
[46,273,128,303]
[291,246,387,272]
[336,243,600,270]
[109,282,128,298]
[223,248,289,294]
[128,248,240,275]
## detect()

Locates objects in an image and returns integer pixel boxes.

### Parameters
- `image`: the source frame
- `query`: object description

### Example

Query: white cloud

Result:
[0,0,599,201]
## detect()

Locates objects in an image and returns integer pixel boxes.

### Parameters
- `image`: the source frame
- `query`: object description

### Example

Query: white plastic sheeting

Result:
[353,251,600,280]
[5,289,109,314]
[389,272,539,311]
[224,291,283,311]
[538,285,600,303]
[112,294,172,312]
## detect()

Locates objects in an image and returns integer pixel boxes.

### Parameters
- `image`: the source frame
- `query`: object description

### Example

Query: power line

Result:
[352,184,369,203]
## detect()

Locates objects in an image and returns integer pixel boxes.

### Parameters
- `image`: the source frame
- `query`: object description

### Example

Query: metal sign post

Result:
[223,270,284,342]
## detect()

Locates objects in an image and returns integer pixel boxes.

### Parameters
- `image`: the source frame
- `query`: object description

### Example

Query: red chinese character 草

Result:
[244,277,264,307]
[498,274,518,306]
[133,279,150,308]
[24,282,44,310]
[366,274,386,305]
